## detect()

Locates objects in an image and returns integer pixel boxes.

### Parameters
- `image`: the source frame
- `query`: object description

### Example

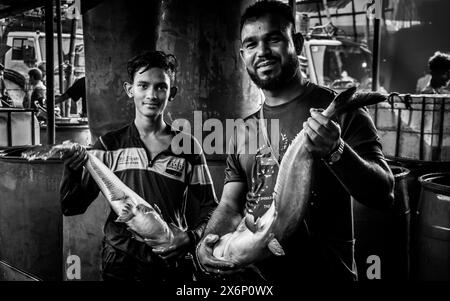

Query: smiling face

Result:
[124,67,175,119]
[240,14,299,90]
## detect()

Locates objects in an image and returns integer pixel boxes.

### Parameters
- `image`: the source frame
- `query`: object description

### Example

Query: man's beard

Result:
[248,53,299,90]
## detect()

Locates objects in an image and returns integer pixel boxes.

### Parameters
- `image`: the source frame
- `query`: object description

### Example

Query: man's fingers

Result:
[303,132,322,154]
[310,109,340,132]
[306,117,330,138]
[69,151,88,170]
[153,245,176,255]
[203,234,220,249]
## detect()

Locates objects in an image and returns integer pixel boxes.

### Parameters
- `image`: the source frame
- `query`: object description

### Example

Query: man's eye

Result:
[138,84,148,89]
[269,36,282,43]
[244,42,256,49]
[156,86,167,91]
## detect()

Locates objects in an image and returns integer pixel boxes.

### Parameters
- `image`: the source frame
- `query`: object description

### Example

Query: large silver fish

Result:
[213,87,386,266]
[23,143,174,248]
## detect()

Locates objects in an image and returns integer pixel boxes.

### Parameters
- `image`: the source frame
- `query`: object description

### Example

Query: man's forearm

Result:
[203,202,243,238]
[327,143,395,210]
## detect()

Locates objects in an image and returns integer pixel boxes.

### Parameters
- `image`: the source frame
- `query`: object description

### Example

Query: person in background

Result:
[23,68,46,109]
[55,77,87,117]
[421,51,450,94]
[37,61,46,85]
[0,63,12,107]
[416,72,431,94]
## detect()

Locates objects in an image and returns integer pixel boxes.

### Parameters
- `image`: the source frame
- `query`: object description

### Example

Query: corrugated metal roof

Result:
[0,0,45,19]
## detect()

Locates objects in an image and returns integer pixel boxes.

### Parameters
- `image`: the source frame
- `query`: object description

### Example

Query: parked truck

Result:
[3,30,85,107]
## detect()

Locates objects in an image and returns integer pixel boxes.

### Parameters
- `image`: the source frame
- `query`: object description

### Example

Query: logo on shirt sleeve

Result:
[165,157,185,177]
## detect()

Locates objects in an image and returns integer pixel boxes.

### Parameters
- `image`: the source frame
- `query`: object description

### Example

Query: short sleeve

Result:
[224,129,247,184]
[339,107,384,160]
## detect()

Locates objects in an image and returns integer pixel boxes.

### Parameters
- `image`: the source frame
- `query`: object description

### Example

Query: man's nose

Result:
[256,41,271,57]
[145,87,157,99]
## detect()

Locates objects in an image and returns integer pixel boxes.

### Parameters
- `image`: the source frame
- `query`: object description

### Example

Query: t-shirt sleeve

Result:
[224,129,247,184]
[339,107,384,160]
[66,78,85,101]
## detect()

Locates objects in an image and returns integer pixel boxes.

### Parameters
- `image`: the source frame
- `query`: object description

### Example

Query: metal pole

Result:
[56,0,64,94]
[68,18,77,87]
[371,0,382,92]
[316,3,322,25]
[45,0,55,145]
[289,0,296,30]
[351,0,357,42]
[371,18,380,91]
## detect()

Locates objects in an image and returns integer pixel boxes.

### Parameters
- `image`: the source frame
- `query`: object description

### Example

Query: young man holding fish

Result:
[60,51,218,281]
[196,1,394,282]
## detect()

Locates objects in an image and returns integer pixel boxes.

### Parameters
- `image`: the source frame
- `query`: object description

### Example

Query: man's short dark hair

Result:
[127,50,178,83]
[240,0,296,35]
[28,68,42,81]
[429,51,450,73]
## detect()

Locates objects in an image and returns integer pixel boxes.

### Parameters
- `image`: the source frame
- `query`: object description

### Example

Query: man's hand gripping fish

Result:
[23,144,174,248]
[212,87,386,267]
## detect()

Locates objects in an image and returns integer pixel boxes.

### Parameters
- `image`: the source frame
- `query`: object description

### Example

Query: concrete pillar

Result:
[83,0,162,138]
[157,0,261,125]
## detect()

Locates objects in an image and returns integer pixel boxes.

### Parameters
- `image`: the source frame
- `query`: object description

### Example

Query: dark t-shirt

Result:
[224,82,384,281]
[65,77,86,114]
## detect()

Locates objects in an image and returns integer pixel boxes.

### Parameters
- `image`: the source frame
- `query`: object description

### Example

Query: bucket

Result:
[414,172,450,280]
[354,165,410,280]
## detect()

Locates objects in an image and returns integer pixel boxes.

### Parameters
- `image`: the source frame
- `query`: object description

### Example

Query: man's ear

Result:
[293,33,304,55]
[123,82,133,98]
[169,86,178,101]
[239,48,247,67]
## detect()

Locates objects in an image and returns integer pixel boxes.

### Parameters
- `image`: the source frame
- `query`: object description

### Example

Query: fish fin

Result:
[153,203,162,215]
[115,202,134,223]
[268,237,285,256]
[135,204,152,214]
[244,214,258,233]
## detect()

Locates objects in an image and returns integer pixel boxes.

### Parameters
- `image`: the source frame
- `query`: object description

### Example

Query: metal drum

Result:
[354,165,411,280]
[0,108,40,146]
[0,155,63,281]
[40,121,91,146]
[414,172,450,280]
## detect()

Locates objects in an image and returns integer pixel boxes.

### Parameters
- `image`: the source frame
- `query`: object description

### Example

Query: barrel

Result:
[0,148,108,281]
[40,122,91,146]
[0,108,40,146]
[354,165,410,280]
[414,172,450,280]
[386,157,450,215]
[0,155,63,281]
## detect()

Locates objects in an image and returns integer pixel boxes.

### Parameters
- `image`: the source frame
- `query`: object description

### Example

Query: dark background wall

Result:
[83,0,161,139]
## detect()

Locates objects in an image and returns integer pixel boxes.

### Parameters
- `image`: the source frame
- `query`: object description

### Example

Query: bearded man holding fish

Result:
[59,51,218,282]
[196,1,395,282]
